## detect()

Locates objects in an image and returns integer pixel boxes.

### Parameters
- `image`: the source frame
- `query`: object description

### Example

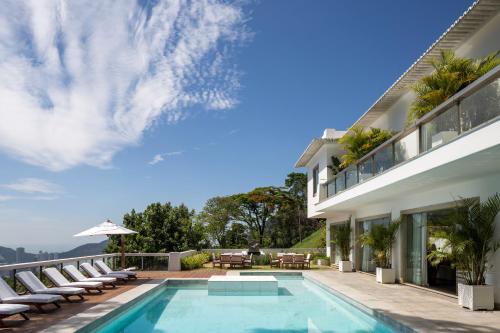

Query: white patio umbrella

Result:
[74,219,137,269]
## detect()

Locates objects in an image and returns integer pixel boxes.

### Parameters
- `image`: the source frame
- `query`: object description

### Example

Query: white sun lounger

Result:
[0,304,30,326]
[80,263,128,283]
[63,265,117,288]
[0,278,62,313]
[16,271,85,302]
[95,260,137,279]
[43,267,103,294]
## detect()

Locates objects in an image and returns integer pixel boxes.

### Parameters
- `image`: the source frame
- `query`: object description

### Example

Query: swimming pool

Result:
[86,275,403,333]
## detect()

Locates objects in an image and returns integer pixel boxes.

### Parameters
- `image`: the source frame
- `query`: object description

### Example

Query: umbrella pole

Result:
[121,234,125,269]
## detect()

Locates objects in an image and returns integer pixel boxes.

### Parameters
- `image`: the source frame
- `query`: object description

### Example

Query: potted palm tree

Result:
[331,223,352,272]
[359,221,400,284]
[427,194,500,310]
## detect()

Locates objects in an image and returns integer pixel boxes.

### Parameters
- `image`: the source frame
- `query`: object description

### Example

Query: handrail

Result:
[323,64,500,194]
[0,253,118,271]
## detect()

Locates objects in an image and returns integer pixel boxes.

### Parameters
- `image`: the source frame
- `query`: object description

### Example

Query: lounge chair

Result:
[304,253,311,269]
[0,278,62,313]
[243,254,253,268]
[281,254,294,269]
[43,267,103,294]
[80,263,128,283]
[0,304,29,326]
[211,253,221,268]
[95,260,137,279]
[294,254,305,269]
[269,253,280,268]
[220,254,231,268]
[16,271,85,302]
[63,265,117,288]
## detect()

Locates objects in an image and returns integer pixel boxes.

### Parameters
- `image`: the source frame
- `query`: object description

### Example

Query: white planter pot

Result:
[457,283,494,311]
[376,267,395,284]
[339,261,352,272]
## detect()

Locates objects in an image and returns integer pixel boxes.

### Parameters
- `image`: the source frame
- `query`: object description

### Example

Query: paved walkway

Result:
[306,270,500,333]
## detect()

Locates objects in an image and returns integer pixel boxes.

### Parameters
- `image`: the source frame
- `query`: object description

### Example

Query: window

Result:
[312,165,319,196]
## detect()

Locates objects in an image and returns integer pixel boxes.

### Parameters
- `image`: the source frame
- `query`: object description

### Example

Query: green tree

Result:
[225,223,248,248]
[198,196,238,247]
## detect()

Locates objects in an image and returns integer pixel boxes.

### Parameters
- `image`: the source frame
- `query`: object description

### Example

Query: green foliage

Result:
[327,156,342,175]
[292,225,326,249]
[331,223,351,261]
[427,194,500,285]
[338,125,393,168]
[198,196,238,248]
[181,253,210,270]
[359,221,400,269]
[408,49,500,124]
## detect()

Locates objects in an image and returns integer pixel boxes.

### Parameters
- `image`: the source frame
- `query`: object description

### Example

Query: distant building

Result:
[0,254,7,265]
[15,247,25,263]
[37,251,49,261]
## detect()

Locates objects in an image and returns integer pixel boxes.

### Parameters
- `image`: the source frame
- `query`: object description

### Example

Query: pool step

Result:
[208,276,278,295]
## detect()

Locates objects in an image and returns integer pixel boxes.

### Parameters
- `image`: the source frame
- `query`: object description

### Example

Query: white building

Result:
[295,0,500,305]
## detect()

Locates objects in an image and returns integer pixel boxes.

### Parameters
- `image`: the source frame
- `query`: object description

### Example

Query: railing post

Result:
[457,100,462,135]
[77,261,80,270]
[141,256,144,271]
[371,156,375,176]
[13,269,17,292]
[91,259,94,266]
[59,263,63,273]
[39,266,43,280]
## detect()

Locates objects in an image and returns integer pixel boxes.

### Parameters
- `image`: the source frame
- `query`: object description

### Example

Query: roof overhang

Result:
[294,138,336,168]
[353,0,500,128]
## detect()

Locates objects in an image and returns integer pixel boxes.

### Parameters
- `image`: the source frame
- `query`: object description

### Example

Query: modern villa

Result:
[296,0,500,304]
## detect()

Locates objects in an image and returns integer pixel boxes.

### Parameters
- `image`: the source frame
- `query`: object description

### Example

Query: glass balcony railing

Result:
[323,66,500,200]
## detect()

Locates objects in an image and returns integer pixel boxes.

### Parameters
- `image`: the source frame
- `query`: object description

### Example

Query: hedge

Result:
[181,253,210,270]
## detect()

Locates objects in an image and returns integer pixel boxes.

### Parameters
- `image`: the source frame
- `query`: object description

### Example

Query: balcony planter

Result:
[458,284,494,311]
[376,267,395,284]
[338,260,352,272]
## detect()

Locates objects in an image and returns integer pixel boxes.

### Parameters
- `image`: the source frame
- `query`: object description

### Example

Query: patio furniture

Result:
[243,254,253,268]
[80,263,128,283]
[0,278,62,313]
[211,253,221,268]
[304,253,311,269]
[269,253,280,268]
[281,254,294,269]
[63,265,117,288]
[43,267,103,294]
[230,254,244,268]
[220,254,232,268]
[294,254,305,269]
[16,271,85,302]
[94,260,137,280]
[0,304,30,326]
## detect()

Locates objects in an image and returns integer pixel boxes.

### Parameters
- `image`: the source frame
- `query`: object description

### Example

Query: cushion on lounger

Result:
[2,294,63,304]
[0,304,30,315]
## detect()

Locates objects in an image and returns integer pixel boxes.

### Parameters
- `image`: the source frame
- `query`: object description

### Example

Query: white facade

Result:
[296,3,500,305]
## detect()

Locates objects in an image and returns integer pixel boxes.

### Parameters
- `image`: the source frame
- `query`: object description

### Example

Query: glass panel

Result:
[326,181,335,198]
[373,145,393,174]
[312,166,319,196]
[395,130,419,164]
[335,173,345,192]
[406,213,425,285]
[358,158,373,182]
[460,77,500,133]
[345,166,357,188]
[420,105,459,152]
[330,224,343,265]
[359,217,390,272]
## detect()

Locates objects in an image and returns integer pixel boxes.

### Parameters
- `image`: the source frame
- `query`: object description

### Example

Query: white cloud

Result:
[148,151,183,165]
[0,0,248,171]
[2,178,62,194]
[0,195,15,202]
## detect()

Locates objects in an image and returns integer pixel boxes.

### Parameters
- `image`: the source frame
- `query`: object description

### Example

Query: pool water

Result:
[92,276,396,333]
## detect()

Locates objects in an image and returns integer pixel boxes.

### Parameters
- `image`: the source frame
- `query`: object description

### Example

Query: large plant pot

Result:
[339,261,352,272]
[376,267,395,284]
[458,283,494,311]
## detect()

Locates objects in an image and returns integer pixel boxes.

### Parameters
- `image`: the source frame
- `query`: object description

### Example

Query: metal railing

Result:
[324,65,500,199]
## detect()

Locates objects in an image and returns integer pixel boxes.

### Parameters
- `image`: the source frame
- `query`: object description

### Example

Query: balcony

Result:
[323,65,500,200]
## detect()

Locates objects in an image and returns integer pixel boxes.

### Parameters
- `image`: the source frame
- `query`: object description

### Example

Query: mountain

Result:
[57,240,108,258]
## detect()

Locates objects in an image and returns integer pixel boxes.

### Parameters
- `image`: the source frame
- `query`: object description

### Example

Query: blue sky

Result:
[0,0,474,252]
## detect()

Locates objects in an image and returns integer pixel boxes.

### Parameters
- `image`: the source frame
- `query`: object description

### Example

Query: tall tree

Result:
[198,196,238,247]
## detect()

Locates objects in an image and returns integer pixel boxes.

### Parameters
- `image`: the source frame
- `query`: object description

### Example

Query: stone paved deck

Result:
[0,269,226,333]
[306,270,500,333]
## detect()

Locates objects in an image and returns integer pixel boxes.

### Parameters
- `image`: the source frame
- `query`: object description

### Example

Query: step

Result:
[208,275,278,295]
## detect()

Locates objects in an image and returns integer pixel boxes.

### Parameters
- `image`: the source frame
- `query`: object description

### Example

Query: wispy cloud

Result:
[2,178,62,194]
[0,195,15,202]
[0,0,249,171]
[148,151,183,165]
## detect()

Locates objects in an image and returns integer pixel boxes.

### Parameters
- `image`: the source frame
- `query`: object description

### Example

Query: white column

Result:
[168,252,181,271]
[325,220,332,258]
[391,209,402,282]
[350,215,356,266]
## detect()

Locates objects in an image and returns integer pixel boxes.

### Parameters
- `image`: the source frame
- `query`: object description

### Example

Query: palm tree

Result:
[407,49,500,124]
[359,221,400,269]
[331,223,351,261]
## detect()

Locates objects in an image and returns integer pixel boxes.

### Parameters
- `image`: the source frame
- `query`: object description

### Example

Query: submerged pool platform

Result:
[79,272,412,333]
[208,275,278,295]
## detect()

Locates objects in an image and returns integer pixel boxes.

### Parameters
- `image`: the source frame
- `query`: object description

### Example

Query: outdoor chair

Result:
[63,265,117,288]
[293,254,305,269]
[81,263,128,283]
[211,253,221,268]
[230,254,244,268]
[281,254,294,269]
[220,254,232,268]
[304,253,311,269]
[269,253,280,268]
[16,271,85,302]
[243,254,253,268]
[43,267,103,294]
[0,304,30,326]
[0,278,62,313]
[94,260,137,280]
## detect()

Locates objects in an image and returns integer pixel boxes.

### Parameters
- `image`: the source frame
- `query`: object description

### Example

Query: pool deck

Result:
[305,270,500,333]
[1,268,500,332]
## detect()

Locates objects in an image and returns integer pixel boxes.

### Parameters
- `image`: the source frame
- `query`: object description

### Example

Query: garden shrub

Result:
[181,253,210,270]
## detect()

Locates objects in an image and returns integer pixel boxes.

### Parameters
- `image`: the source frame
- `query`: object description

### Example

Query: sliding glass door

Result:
[406,213,426,285]
[357,216,390,272]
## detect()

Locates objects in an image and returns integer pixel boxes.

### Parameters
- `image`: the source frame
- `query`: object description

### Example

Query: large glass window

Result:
[357,216,390,272]
[312,165,319,197]
[460,77,500,133]
[373,145,393,174]
[335,172,345,193]
[358,158,373,182]
[345,166,357,189]
[395,131,419,164]
[330,222,349,265]
[420,105,459,152]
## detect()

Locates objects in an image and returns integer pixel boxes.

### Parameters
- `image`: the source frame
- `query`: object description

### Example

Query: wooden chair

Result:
[243,254,253,268]
[230,254,244,268]
[212,253,221,268]
[293,254,305,269]
[282,254,294,269]
[220,254,232,268]
[304,253,311,269]
[269,253,280,268]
